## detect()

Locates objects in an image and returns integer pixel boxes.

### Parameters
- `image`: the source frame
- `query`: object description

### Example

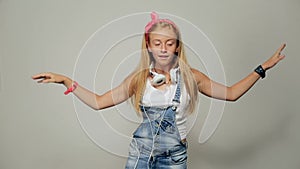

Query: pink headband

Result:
[145,12,178,36]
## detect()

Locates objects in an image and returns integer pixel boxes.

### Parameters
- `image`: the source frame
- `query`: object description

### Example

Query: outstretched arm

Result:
[194,44,286,101]
[32,72,134,110]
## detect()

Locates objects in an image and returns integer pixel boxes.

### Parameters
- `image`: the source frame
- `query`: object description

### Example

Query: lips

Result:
[158,55,169,58]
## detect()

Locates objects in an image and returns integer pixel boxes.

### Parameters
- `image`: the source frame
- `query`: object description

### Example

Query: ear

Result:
[174,47,180,57]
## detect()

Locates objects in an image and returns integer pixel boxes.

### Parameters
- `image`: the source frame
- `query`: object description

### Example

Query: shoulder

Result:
[190,68,202,75]
[190,68,209,83]
[191,68,210,86]
[126,70,148,96]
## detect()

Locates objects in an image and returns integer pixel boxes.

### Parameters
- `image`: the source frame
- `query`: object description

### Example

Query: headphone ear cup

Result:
[151,73,166,86]
[149,62,166,86]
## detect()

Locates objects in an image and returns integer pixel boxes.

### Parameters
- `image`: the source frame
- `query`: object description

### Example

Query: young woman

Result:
[32,12,286,169]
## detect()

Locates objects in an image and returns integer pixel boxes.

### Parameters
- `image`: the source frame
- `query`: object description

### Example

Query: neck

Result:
[154,62,178,74]
[154,66,170,74]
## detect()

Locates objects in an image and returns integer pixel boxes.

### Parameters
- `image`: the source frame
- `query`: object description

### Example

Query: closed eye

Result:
[154,43,161,46]
[167,42,174,46]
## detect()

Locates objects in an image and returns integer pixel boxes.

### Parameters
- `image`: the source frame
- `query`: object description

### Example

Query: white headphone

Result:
[149,63,166,86]
[149,63,179,86]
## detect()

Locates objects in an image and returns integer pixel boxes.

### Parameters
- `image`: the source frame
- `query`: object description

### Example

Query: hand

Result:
[262,43,286,70]
[32,72,68,84]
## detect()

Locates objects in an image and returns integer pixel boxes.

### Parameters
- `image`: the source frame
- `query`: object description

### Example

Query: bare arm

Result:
[32,72,134,110]
[194,44,286,101]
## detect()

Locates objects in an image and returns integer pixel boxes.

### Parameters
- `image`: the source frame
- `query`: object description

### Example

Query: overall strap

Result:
[172,75,181,104]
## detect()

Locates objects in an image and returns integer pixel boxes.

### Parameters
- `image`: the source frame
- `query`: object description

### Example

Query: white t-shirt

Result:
[141,77,190,140]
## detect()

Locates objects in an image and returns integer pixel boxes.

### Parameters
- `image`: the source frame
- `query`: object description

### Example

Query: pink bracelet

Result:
[64,81,78,95]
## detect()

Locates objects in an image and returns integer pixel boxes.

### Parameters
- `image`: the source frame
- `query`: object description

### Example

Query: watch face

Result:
[255,65,265,78]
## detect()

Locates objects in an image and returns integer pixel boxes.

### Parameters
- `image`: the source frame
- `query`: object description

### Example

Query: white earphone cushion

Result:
[151,73,166,86]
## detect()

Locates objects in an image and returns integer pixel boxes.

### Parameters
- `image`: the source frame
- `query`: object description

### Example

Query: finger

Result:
[35,77,48,83]
[32,72,51,79]
[277,43,286,53]
[32,73,46,79]
[40,78,54,83]
[32,75,45,80]
[279,54,286,60]
[37,79,45,83]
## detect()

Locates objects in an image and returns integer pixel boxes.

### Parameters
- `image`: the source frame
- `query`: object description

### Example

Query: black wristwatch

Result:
[254,65,266,79]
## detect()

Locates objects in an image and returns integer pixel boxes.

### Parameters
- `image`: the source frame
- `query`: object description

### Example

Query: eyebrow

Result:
[151,38,176,42]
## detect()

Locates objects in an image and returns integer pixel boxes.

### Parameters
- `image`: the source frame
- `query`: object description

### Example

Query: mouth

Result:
[158,55,169,59]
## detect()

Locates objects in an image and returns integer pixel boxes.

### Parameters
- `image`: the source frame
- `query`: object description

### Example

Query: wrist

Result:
[63,77,73,88]
[254,65,266,79]
[261,63,269,71]
[64,81,78,95]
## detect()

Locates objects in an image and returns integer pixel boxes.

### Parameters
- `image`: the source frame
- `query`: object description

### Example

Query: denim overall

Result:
[125,77,188,169]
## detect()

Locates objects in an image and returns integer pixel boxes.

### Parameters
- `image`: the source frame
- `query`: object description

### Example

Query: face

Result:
[147,27,178,69]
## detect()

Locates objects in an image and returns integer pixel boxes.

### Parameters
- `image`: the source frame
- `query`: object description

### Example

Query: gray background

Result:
[0,0,299,169]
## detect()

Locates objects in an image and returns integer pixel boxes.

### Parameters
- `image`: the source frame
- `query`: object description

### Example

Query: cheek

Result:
[170,46,177,52]
[148,47,160,53]
[167,47,177,54]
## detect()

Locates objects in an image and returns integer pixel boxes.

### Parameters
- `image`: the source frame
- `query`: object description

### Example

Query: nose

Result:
[161,44,167,53]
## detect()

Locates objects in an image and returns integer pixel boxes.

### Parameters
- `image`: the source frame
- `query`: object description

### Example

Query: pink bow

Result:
[144,12,177,34]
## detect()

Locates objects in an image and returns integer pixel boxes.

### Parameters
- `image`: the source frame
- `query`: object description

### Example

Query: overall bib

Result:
[125,77,188,169]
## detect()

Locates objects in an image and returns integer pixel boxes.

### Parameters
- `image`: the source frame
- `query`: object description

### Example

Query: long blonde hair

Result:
[130,22,198,114]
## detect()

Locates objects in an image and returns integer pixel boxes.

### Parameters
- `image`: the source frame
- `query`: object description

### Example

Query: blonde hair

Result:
[130,22,198,114]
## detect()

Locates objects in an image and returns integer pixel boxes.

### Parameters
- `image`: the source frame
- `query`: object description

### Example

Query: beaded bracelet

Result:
[64,81,78,95]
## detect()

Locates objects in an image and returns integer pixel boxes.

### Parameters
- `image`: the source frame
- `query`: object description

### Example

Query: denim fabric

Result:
[125,78,188,169]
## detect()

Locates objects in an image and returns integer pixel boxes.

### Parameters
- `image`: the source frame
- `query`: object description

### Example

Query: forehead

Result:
[149,27,177,41]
